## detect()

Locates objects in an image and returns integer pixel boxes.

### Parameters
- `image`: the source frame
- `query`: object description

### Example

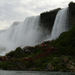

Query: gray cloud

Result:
[0,0,75,29]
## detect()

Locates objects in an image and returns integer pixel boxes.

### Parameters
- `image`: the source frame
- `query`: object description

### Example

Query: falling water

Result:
[0,16,49,55]
[0,8,69,55]
[50,7,69,40]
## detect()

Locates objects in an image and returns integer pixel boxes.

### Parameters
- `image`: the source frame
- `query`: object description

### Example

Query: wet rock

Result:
[68,60,75,65]
[63,57,69,63]
[53,57,57,60]
[69,65,75,70]
[69,2,75,16]
[58,62,63,66]
[46,63,54,71]
[66,60,75,72]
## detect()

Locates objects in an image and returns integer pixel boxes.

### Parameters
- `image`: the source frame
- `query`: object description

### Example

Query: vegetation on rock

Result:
[68,1,75,29]
[40,8,61,31]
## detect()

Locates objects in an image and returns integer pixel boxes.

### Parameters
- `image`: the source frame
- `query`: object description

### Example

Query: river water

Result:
[0,70,75,75]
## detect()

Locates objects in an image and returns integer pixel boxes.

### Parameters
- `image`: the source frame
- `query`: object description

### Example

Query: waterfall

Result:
[0,7,69,55]
[50,8,69,40]
[0,16,47,55]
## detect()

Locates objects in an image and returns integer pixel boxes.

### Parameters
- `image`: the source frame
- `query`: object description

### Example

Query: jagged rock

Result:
[68,60,75,65]
[40,8,61,31]
[69,65,75,70]
[66,60,75,72]
[53,57,57,60]
[68,2,75,29]
[69,2,75,16]
[46,63,54,71]
[58,62,63,66]
[67,63,70,68]
[27,68,36,71]
[13,60,26,70]
[63,57,69,63]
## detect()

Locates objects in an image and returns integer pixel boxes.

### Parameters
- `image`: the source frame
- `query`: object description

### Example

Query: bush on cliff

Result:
[40,8,61,30]
[6,47,26,58]
[50,26,75,56]
[68,2,75,29]
[69,2,75,16]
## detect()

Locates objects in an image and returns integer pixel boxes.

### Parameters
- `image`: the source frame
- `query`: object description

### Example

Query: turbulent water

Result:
[0,70,75,75]
[0,8,69,55]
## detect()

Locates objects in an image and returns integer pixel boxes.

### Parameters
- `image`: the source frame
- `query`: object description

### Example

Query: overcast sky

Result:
[0,0,75,30]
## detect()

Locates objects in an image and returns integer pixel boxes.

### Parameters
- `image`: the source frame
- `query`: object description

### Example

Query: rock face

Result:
[66,60,75,72]
[69,2,75,16]
[68,2,75,29]
[46,63,54,71]
[40,8,61,31]
[46,56,75,72]
[63,57,69,63]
